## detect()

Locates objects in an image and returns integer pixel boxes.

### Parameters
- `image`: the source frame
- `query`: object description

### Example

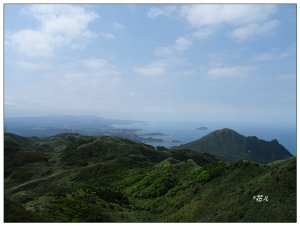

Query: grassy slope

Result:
[4,133,296,222]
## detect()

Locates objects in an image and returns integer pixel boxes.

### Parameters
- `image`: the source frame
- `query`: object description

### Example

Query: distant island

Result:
[141,137,164,143]
[197,126,208,130]
[141,132,166,136]
[171,139,181,143]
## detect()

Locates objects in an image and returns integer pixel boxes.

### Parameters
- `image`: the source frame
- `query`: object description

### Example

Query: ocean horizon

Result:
[112,121,296,156]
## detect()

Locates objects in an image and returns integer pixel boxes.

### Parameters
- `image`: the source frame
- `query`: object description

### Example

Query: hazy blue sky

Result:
[4,4,296,125]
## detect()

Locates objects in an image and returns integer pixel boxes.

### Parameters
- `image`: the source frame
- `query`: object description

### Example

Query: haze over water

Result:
[4,4,296,155]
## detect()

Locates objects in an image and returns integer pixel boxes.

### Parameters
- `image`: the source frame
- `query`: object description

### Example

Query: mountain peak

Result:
[213,128,238,133]
[177,128,292,164]
[205,128,243,138]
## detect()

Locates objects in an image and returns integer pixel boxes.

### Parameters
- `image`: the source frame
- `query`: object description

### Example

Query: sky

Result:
[4,4,296,125]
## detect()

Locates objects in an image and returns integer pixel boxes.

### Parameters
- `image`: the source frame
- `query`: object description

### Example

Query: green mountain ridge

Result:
[4,130,296,222]
[176,128,293,164]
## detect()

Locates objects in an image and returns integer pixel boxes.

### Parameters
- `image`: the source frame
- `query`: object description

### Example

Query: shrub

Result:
[197,170,210,183]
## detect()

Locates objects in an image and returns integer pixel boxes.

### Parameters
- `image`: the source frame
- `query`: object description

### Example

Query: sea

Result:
[112,121,297,156]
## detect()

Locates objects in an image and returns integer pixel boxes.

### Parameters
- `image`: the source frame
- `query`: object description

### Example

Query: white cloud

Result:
[148,4,278,41]
[230,20,279,41]
[7,5,99,56]
[254,49,293,62]
[154,46,174,57]
[180,5,276,28]
[155,36,192,58]
[192,27,214,39]
[82,58,109,69]
[183,70,196,75]
[134,61,166,76]
[113,22,125,29]
[80,57,120,76]
[208,66,252,78]
[127,5,138,13]
[10,29,53,56]
[255,52,276,62]
[64,72,89,80]
[60,57,120,81]
[17,61,50,70]
[99,32,115,40]
[150,37,192,77]
[142,45,189,77]
[147,5,177,19]
[175,36,192,51]
[207,51,241,67]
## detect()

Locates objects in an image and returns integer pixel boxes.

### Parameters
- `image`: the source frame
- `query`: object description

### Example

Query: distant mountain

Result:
[196,126,208,130]
[4,115,137,131]
[176,128,293,164]
[4,132,296,222]
[4,115,157,143]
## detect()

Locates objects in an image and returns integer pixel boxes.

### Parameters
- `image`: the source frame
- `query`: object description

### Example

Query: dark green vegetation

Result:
[4,130,296,222]
[177,128,293,164]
